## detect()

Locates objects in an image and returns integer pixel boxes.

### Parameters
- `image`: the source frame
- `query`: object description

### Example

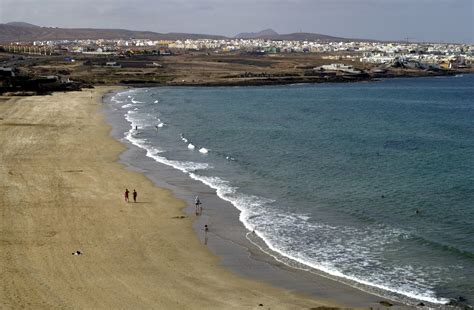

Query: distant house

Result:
[314,63,362,74]
[37,75,60,82]
[105,62,122,68]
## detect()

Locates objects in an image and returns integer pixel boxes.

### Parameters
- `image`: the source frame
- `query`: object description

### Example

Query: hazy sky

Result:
[0,0,473,43]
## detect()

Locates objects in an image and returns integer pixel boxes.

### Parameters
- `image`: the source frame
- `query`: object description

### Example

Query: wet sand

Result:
[0,88,344,309]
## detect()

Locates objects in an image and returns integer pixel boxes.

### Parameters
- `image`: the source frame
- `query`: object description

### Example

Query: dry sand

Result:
[0,87,346,309]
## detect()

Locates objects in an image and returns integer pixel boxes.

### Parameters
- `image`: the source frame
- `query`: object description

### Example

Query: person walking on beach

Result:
[195,196,202,215]
[124,188,130,202]
[133,189,137,203]
[204,224,209,244]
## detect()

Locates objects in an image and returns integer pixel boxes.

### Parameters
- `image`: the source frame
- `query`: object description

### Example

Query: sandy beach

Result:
[0,87,350,309]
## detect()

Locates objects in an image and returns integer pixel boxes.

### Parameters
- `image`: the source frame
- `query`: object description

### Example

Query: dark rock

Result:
[379,300,393,307]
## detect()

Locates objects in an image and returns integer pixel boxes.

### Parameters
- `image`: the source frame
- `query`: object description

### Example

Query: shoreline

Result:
[1,87,343,309]
[100,70,469,89]
[103,88,417,308]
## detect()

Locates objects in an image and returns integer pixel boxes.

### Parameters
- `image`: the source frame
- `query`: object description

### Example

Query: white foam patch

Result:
[123,124,211,174]
[199,148,209,154]
[180,134,188,143]
[154,100,159,103]
[121,103,133,108]
[111,97,123,104]
[188,143,195,150]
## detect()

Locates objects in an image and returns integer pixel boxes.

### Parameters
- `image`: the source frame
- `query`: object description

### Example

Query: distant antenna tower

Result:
[404,37,415,43]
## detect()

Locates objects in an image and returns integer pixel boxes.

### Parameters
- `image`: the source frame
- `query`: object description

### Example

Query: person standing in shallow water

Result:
[195,196,202,215]
[124,189,130,202]
[133,190,137,203]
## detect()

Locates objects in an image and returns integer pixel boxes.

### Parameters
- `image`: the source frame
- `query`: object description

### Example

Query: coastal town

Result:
[3,37,473,66]
[1,36,473,94]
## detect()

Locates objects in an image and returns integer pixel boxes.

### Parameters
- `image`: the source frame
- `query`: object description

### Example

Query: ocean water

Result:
[109,75,474,306]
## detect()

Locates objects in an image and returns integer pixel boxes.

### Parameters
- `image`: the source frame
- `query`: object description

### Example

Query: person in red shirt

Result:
[124,188,130,202]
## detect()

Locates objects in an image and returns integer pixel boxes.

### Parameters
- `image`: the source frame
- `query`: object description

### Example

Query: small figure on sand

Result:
[195,195,202,215]
[133,189,137,203]
[72,250,82,256]
[135,125,138,131]
[204,224,209,244]
[124,188,130,202]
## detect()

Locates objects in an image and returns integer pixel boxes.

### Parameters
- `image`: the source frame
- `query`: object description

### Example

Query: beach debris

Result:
[199,147,208,154]
[417,302,425,307]
[379,300,393,307]
[72,250,82,256]
[188,143,195,150]
[172,215,186,219]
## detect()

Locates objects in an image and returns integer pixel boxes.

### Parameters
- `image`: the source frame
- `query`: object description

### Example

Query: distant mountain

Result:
[0,23,226,43]
[0,22,374,43]
[235,29,279,39]
[5,21,40,28]
[235,29,355,42]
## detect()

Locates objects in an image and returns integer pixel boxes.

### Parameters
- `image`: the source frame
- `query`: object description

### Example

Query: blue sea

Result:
[109,74,474,306]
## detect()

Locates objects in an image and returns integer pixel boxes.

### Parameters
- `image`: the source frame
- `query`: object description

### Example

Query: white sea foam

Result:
[199,148,209,154]
[121,103,133,108]
[124,125,210,174]
[154,100,159,103]
[157,123,165,128]
[185,169,450,304]
[131,98,144,104]
[188,143,195,150]
[111,97,123,104]
[247,219,450,304]
[180,134,188,143]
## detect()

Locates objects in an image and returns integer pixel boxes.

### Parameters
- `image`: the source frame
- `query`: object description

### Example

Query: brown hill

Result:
[0,23,226,43]
[235,29,373,42]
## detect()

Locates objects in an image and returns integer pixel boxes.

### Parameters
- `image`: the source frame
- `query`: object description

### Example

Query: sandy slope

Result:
[0,88,343,309]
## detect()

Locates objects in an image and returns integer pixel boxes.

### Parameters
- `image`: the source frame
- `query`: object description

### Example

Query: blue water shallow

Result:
[110,75,474,305]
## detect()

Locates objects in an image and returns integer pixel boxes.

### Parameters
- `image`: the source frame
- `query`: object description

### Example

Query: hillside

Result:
[235,29,279,39]
[0,23,372,43]
[0,23,226,42]
[235,29,351,42]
